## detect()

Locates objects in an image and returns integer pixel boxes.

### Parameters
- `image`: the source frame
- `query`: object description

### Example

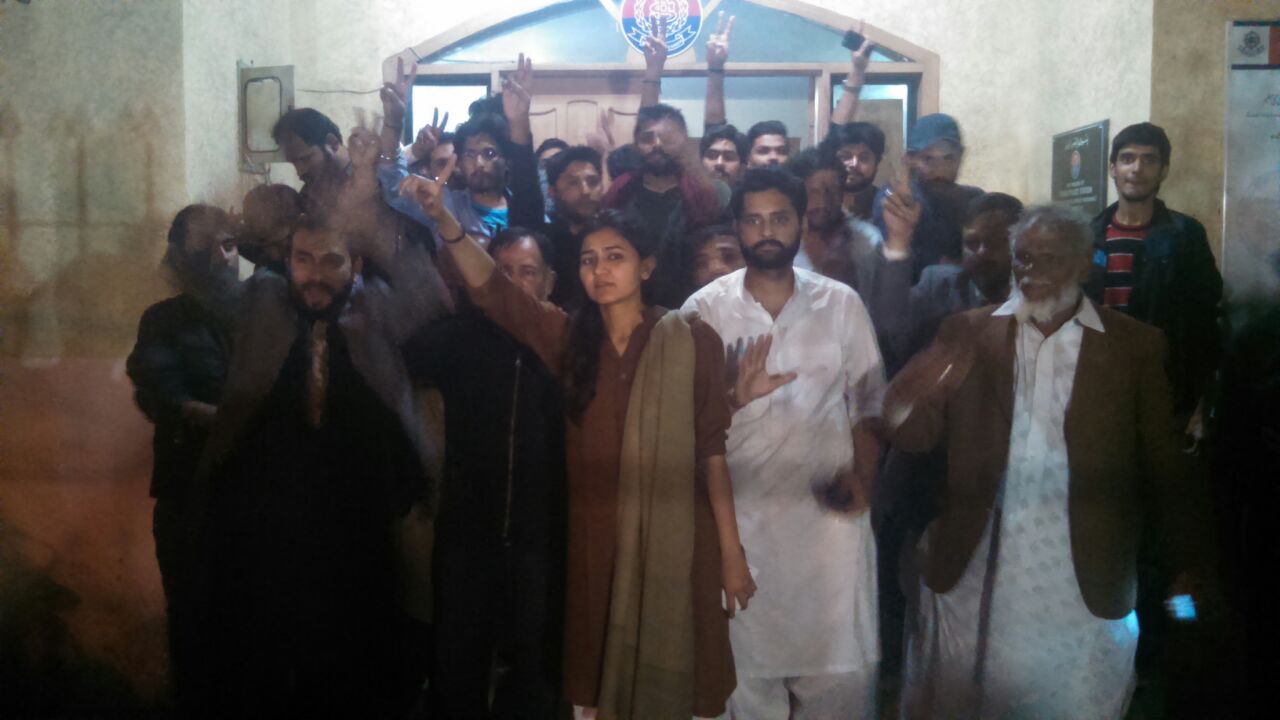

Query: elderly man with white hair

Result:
[883,205,1213,719]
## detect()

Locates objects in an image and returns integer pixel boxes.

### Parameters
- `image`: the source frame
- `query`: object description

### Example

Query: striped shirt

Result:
[1103,220,1150,311]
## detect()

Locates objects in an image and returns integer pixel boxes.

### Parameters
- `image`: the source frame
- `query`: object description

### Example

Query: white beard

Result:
[1013,283,1081,325]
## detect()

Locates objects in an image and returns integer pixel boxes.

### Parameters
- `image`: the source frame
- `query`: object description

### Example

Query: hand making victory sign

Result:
[502,53,535,146]
[705,11,735,71]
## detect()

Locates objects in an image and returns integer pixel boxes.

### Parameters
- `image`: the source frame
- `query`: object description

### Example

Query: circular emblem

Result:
[1240,29,1264,57]
[620,0,704,58]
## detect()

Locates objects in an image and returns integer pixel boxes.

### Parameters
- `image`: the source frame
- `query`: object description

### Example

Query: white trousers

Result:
[727,667,877,720]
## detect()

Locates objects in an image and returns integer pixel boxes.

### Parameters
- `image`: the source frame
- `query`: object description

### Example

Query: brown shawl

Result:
[597,310,698,719]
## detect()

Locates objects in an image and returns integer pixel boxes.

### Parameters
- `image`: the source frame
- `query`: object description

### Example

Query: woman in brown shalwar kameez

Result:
[403,178,755,719]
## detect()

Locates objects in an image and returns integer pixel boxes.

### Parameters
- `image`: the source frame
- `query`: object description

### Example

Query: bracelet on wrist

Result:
[708,67,725,74]
[441,227,467,244]
[642,78,661,84]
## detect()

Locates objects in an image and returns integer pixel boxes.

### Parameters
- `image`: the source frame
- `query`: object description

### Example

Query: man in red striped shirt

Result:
[1087,123,1222,424]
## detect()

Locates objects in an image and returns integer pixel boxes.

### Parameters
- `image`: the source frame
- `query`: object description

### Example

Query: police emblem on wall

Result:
[619,0,704,58]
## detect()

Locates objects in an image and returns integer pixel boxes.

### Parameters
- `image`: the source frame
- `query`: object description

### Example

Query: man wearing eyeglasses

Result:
[872,113,984,281]
[683,167,886,718]
[376,59,545,252]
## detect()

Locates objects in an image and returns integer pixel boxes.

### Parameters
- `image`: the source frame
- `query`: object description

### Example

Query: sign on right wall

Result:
[1224,20,1280,301]
[1051,120,1109,219]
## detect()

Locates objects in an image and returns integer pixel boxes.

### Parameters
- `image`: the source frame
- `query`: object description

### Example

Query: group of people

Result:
[126,17,1243,720]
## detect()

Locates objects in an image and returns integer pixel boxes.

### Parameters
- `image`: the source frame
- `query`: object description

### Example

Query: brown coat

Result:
[470,272,735,715]
[891,302,1210,620]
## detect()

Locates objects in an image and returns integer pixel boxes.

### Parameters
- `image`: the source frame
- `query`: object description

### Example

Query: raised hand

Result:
[347,125,380,170]
[380,56,419,130]
[412,108,449,161]
[882,175,922,252]
[727,334,797,410]
[502,53,534,120]
[643,16,669,79]
[883,330,976,430]
[706,12,735,71]
[847,20,873,89]
[585,108,617,157]
[399,154,458,224]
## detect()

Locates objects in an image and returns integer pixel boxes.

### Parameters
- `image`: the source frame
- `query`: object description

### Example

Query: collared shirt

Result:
[907,293,1138,717]
[683,267,886,677]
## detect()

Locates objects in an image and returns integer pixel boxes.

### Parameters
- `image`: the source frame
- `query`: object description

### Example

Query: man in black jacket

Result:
[404,226,566,719]
[1087,122,1223,425]
[126,203,241,714]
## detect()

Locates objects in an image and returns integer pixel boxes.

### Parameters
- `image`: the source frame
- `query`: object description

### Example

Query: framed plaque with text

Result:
[1051,120,1109,218]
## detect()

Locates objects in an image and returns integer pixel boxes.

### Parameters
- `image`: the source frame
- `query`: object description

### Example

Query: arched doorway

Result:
[383,0,939,183]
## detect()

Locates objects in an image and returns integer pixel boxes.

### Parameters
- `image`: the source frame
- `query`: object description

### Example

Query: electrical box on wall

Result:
[239,63,294,169]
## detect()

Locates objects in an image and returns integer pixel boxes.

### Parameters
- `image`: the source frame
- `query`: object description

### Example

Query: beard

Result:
[845,172,875,193]
[291,279,354,320]
[165,245,243,324]
[643,148,681,176]
[1013,282,1081,325]
[741,237,800,270]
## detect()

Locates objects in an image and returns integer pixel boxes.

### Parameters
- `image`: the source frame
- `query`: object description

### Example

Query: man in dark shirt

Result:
[873,113,984,279]
[127,203,241,715]
[197,196,447,719]
[1088,122,1222,424]
[602,103,727,308]
[405,227,566,719]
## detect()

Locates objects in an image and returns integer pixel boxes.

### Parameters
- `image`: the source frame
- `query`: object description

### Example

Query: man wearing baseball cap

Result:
[872,113,984,281]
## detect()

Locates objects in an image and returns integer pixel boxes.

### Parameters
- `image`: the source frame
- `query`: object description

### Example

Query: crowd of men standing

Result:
[125,14,1267,720]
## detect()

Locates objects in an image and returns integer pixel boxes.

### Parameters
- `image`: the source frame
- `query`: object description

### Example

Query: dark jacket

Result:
[404,309,566,550]
[891,303,1212,619]
[195,244,449,499]
[1088,199,1223,415]
[127,294,231,500]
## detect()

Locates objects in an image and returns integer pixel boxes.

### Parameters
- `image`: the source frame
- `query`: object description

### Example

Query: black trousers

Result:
[430,536,559,720]
[153,498,209,716]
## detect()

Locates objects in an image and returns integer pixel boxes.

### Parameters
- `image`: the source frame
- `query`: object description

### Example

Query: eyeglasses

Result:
[463,147,501,162]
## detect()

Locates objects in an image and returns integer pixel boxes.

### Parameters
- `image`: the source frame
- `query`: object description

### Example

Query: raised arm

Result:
[401,162,568,369]
[640,19,669,109]
[704,12,735,129]
[379,57,417,159]
[830,22,873,128]
[501,53,547,229]
[884,312,975,452]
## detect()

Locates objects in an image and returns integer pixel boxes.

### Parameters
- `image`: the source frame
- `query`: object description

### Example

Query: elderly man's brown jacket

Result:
[892,301,1209,620]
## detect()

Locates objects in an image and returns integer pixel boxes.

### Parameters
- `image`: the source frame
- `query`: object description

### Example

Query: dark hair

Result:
[438,131,456,146]
[746,120,788,151]
[535,138,570,159]
[607,144,645,179]
[546,145,603,187]
[700,124,748,159]
[1110,122,1171,165]
[243,184,301,225]
[634,103,688,138]
[821,121,886,160]
[730,166,808,220]
[784,147,847,188]
[271,108,342,148]
[965,192,1024,225]
[489,226,553,267]
[563,210,656,421]
[167,204,227,248]
[689,223,736,252]
[454,112,510,156]
[468,93,504,119]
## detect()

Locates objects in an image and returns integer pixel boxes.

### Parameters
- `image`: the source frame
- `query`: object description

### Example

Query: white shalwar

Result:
[902,296,1139,720]
[683,269,885,714]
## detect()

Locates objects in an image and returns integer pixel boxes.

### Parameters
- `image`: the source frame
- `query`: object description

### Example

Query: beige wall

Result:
[1152,0,1279,264]
[0,0,186,703]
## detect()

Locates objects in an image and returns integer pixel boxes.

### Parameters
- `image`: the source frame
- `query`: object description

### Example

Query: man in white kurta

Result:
[683,167,886,719]
[891,206,1154,720]
[902,294,1139,719]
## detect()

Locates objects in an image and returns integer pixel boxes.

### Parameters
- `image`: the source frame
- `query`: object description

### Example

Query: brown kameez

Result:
[470,271,735,716]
